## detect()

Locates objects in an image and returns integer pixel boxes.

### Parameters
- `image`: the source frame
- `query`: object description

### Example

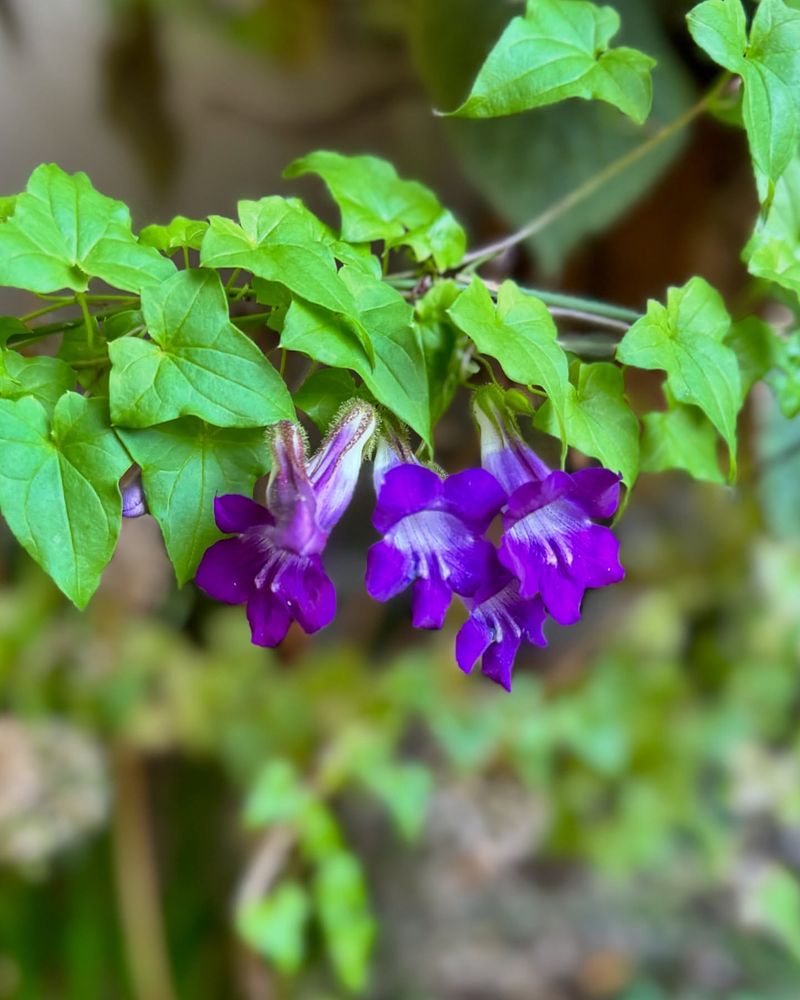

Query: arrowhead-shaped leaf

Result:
[118,418,269,584]
[449,0,655,124]
[0,393,130,607]
[109,268,294,428]
[640,405,725,484]
[0,164,175,293]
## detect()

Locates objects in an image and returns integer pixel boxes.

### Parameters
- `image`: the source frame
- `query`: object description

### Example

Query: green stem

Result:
[226,267,242,291]
[19,301,74,323]
[233,311,272,326]
[76,292,96,351]
[459,72,733,270]
[182,247,190,271]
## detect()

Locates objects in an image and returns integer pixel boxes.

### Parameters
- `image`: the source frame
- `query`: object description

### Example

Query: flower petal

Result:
[247,587,292,646]
[309,401,376,532]
[372,464,443,533]
[540,563,585,626]
[568,524,625,588]
[214,494,273,534]
[568,468,621,519]
[442,468,505,532]
[365,540,414,602]
[411,572,451,629]
[480,634,520,692]
[195,537,260,604]
[272,555,336,634]
[455,616,492,675]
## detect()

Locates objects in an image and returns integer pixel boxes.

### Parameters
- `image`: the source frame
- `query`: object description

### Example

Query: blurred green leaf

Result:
[109,269,294,428]
[236,881,310,973]
[766,331,800,417]
[414,280,464,426]
[449,0,655,124]
[244,760,311,829]
[357,759,432,841]
[0,164,175,293]
[745,152,800,297]
[139,215,209,253]
[750,866,800,962]
[313,852,375,992]
[640,405,725,484]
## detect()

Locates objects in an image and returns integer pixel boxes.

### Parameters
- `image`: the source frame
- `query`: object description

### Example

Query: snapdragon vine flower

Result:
[366,433,505,629]
[456,561,547,692]
[195,401,376,646]
[474,390,624,627]
[120,467,146,518]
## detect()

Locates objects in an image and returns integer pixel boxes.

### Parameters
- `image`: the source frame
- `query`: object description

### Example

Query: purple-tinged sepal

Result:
[473,387,624,627]
[120,467,147,518]
[195,401,376,646]
[366,433,505,630]
[456,564,548,692]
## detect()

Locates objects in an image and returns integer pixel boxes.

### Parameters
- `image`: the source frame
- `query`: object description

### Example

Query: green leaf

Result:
[0,196,16,223]
[199,196,372,356]
[281,266,432,446]
[726,315,780,399]
[415,280,464,425]
[448,278,571,443]
[285,151,466,270]
[687,0,800,201]
[449,0,655,124]
[616,277,740,475]
[117,419,269,585]
[0,164,175,293]
[744,152,800,295]
[357,760,432,841]
[0,393,130,607]
[313,852,375,992]
[640,405,725,484]
[534,360,640,486]
[109,268,294,428]
[748,865,800,962]
[139,215,209,253]
[294,369,359,433]
[0,351,76,411]
[411,0,694,273]
[236,882,310,974]
[766,330,800,417]
[243,759,311,830]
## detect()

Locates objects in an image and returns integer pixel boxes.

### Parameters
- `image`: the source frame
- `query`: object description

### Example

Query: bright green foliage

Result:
[0,352,76,411]
[617,277,740,475]
[414,280,464,424]
[236,882,310,974]
[640,406,725,484]
[448,278,571,441]
[450,0,655,124]
[294,369,360,432]
[285,151,466,270]
[0,196,16,222]
[745,152,800,296]
[139,215,209,253]
[313,852,375,993]
[535,360,640,486]
[109,269,294,428]
[0,394,129,607]
[356,759,432,841]
[726,316,780,400]
[767,332,800,418]
[199,196,369,342]
[118,419,269,585]
[687,0,800,202]
[0,165,175,293]
[281,265,432,446]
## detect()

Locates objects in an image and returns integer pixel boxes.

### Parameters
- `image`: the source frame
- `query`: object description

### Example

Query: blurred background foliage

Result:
[1,0,799,998]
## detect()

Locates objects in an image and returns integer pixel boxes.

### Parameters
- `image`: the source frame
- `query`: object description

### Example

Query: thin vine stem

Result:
[76,292,96,351]
[459,72,733,271]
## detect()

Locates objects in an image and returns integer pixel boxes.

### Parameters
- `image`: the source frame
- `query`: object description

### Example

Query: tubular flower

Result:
[120,467,146,518]
[366,433,505,629]
[474,390,624,627]
[456,562,548,692]
[195,401,376,646]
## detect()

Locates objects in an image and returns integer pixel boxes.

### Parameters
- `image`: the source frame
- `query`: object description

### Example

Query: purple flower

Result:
[456,564,548,692]
[195,401,376,646]
[475,390,624,627]
[365,434,505,629]
[120,467,146,518]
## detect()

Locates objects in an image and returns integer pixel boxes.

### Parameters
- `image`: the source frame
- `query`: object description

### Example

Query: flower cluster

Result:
[194,393,624,689]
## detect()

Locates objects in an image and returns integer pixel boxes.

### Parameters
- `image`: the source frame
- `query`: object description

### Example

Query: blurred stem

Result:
[459,71,734,271]
[111,745,177,1000]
